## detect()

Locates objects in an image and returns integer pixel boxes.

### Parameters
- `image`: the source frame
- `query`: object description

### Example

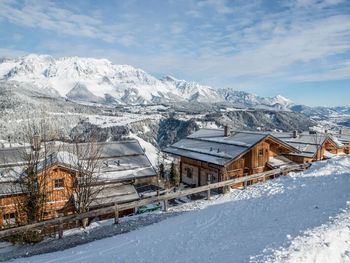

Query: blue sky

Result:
[0,0,350,106]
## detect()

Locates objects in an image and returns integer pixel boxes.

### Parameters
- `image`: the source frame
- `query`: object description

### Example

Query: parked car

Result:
[137,203,161,214]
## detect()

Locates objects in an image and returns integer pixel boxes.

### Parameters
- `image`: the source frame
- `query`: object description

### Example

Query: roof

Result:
[164,128,297,166]
[0,181,24,197]
[267,156,297,169]
[332,133,350,144]
[0,140,147,167]
[270,131,344,157]
[83,184,140,209]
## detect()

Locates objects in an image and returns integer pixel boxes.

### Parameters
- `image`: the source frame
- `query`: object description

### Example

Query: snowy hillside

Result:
[11,156,350,263]
[0,54,293,107]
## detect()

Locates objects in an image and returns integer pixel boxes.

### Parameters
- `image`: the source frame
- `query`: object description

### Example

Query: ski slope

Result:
[13,156,350,263]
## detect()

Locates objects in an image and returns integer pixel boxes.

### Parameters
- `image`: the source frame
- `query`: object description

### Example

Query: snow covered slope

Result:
[0,54,293,108]
[13,156,350,263]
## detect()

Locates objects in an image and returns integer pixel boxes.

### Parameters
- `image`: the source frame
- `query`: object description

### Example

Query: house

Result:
[164,128,300,190]
[331,129,350,154]
[270,131,346,163]
[0,140,157,228]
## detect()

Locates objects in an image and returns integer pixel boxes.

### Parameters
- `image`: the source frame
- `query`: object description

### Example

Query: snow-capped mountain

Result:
[0,54,293,108]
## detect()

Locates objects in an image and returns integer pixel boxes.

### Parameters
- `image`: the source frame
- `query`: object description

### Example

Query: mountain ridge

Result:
[0,54,292,109]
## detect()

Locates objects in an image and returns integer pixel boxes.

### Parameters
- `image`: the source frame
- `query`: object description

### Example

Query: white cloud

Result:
[0,0,116,43]
[292,61,350,82]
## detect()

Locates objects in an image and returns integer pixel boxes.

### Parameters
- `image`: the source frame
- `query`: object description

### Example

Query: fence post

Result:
[114,203,119,224]
[163,199,168,212]
[207,178,211,200]
[58,218,63,239]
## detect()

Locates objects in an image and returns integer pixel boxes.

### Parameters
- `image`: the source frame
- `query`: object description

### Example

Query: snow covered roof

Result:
[87,184,140,208]
[0,140,156,194]
[332,133,350,144]
[271,132,345,157]
[268,156,297,169]
[0,181,24,197]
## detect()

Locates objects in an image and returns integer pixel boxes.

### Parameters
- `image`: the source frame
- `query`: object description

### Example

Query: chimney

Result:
[325,129,328,134]
[339,129,343,135]
[32,133,41,151]
[293,130,298,138]
[224,125,230,137]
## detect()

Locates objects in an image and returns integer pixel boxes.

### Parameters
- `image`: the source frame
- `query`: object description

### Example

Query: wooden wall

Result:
[0,195,26,228]
[324,140,345,155]
[180,157,220,187]
[0,165,75,228]
[38,166,75,220]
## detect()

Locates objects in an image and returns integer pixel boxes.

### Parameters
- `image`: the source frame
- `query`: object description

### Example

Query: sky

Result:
[0,0,350,106]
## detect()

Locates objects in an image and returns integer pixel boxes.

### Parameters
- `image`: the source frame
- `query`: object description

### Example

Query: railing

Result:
[0,163,310,239]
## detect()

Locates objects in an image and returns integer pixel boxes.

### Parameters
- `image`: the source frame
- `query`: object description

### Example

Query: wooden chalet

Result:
[331,129,350,154]
[270,131,346,163]
[164,128,300,189]
[0,140,157,228]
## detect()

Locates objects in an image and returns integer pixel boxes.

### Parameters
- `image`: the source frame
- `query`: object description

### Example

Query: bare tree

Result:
[66,134,104,227]
[0,117,57,229]
[15,119,55,224]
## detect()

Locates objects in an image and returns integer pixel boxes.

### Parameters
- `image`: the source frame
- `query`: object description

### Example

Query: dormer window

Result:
[259,149,264,156]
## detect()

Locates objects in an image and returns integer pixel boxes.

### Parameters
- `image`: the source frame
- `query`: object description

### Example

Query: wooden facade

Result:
[0,140,157,229]
[283,136,346,164]
[0,163,145,229]
[0,165,76,228]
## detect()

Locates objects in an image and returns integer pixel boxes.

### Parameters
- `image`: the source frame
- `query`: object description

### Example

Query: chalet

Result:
[164,128,300,189]
[0,140,157,228]
[270,131,346,163]
[331,129,350,154]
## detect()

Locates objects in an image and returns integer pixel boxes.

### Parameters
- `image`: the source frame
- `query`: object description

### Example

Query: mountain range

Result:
[0,54,293,109]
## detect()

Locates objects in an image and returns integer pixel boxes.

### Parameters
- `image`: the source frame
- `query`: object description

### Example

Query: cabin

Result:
[270,131,346,163]
[331,129,350,154]
[164,128,300,190]
[0,140,157,228]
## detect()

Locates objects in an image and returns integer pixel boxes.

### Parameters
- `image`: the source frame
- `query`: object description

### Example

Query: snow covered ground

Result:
[11,156,350,263]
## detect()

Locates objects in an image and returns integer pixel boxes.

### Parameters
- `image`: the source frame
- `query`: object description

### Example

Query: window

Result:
[186,168,193,178]
[259,149,264,156]
[54,179,64,189]
[3,212,16,226]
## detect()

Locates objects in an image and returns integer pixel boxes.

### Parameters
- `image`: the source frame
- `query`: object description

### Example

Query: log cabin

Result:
[331,129,350,154]
[0,140,157,228]
[164,128,300,190]
[270,131,346,163]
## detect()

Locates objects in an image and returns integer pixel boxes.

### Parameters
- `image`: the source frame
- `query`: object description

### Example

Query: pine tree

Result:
[169,162,178,186]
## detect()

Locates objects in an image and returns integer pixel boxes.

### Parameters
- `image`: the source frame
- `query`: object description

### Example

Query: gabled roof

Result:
[0,140,148,168]
[85,184,140,209]
[270,131,344,158]
[164,128,299,166]
[331,133,350,144]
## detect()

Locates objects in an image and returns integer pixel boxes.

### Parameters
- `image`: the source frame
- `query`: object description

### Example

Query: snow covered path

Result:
[12,156,350,263]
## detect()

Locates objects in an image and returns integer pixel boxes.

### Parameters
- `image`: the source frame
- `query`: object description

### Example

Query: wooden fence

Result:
[0,163,310,239]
